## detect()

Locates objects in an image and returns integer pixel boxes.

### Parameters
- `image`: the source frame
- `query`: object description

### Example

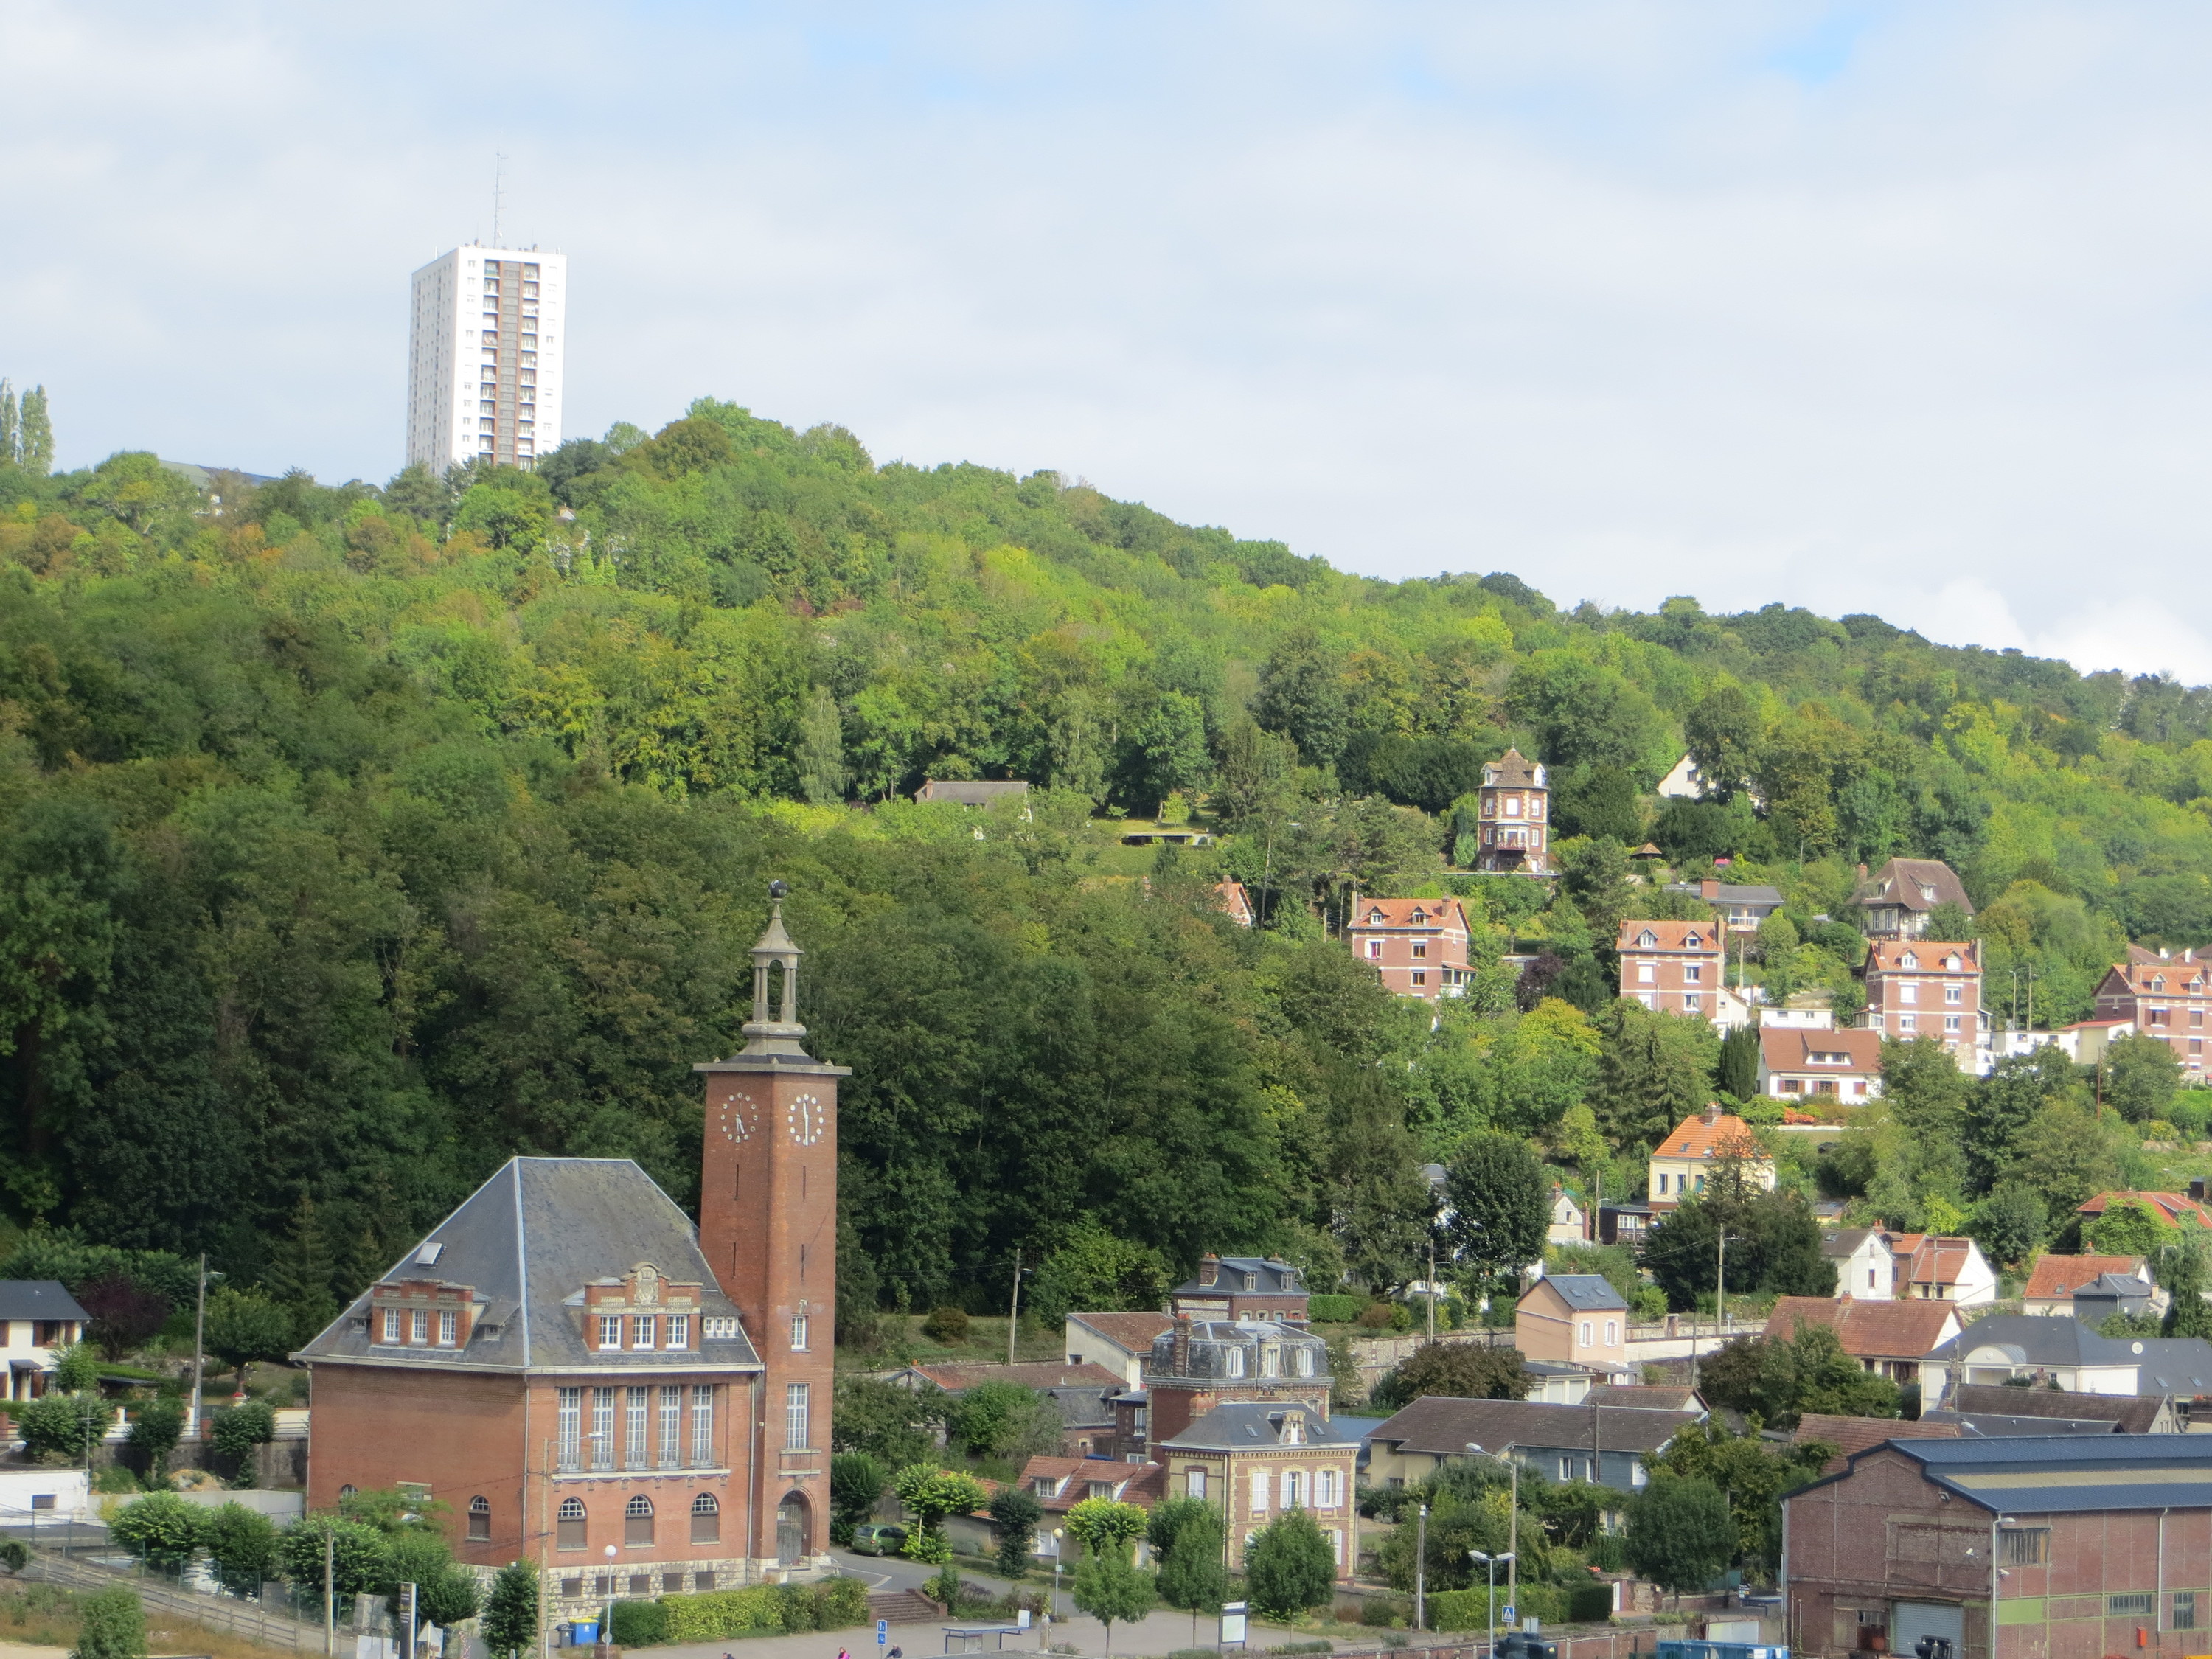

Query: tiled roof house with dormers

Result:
[1617,919,1724,1018]
[1865,939,1986,1057]
[2094,945,2212,1077]
[1851,857,1972,939]
[1169,1256,1312,1326]
[1473,748,1553,874]
[1344,899,1472,1001]
[300,889,846,1615]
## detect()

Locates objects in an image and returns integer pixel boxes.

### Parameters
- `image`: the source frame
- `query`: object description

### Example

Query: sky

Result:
[6,1,2212,679]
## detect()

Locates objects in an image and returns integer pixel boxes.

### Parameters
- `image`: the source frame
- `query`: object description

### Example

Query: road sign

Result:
[1220,1601,1248,1646]
[1501,1605,1515,1626]
[877,1620,888,1646]
[1017,1611,1031,1630]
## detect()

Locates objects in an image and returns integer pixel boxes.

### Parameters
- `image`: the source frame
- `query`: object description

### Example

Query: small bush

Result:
[921,1306,971,1345]
[658,1587,786,1643]
[813,1576,871,1630]
[1354,1303,1395,1329]
[608,1601,667,1646]
[1308,1295,1363,1324]
[1169,1649,1220,1659]
[773,1584,817,1632]
[1360,1599,1409,1627]
[72,1587,145,1659]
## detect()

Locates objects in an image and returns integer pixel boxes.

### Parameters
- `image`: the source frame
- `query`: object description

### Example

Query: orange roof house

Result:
[2079,1191,2212,1231]
[1767,1296,1964,1387]
[1888,1235,1998,1307]
[1647,1105,1773,1208]
[2023,1255,2151,1315]
[1345,897,1473,1002]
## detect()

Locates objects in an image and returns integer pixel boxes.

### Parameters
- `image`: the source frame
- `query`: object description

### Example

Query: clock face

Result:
[717,1091,759,1144]
[787,1093,824,1147]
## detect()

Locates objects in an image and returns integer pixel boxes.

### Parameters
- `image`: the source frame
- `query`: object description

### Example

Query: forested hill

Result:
[1,396,2209,1331]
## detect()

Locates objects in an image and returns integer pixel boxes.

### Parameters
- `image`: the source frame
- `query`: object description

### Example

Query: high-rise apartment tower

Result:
[406,245,566,474]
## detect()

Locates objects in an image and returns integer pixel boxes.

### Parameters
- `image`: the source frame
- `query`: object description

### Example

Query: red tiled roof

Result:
[1865,940,1979,974]
[2077,1192,2212,1230]
[1618,920,1722,953]
[1349,898,1470,932]
[1893,1236,1983,1290]
[2022,1255,2147,1303]
[1766,1296,1960,1360]
[1759,1026,1884,1074]
[1066,1312,1175,1354]
[1655,1110,1764,1161]
[1214,882,1256,927]
[1793,1413,1961,1474]
[1015,1455,1166,1513]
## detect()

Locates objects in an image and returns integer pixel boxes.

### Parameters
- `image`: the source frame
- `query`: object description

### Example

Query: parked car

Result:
[850,1522,909,1557]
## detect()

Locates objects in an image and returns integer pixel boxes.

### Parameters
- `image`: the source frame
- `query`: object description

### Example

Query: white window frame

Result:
[382,1309,400,1344]
[692,1385,714,1466]
[631,1315,657,1351]
[1186,1468,1208,1500]
[598,1314,622,1349]
[437,1310,458,1347]
[410,1309,429,1345]
[557,1387,582,1470]
[785,1382,811,1451]
[1249,1470,1270,1514]
[665,1313,689,1349]
[790,1315,807,1352]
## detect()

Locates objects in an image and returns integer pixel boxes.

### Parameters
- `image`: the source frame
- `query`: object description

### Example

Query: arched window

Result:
[625,1494,655,1547]
[1259,1344,1280,1378]
[468,1495,491,1542]
[1222,1346,1245,1379]
[338,1485,357,1500]
[557,1497,586,1551]
[691,1492,720,1545]
[1295,1346,1315,1378]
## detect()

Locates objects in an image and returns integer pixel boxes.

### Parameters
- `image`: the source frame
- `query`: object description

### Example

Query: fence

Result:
[18,1543,330,1652]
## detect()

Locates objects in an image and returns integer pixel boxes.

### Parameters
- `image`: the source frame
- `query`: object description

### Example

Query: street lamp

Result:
[1051,1528,1065,1630]
[1464,1444,1518,1632]
[602,1545,617,1641]
[1469,1551,1514,1655]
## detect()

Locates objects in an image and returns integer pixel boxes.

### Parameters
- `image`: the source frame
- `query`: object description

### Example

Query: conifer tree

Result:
[0,380,17,465]
[263,1195,339,1344]
[17,386,51,475]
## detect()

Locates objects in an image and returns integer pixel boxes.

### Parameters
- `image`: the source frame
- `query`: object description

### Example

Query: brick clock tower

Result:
[696,884,847,1570]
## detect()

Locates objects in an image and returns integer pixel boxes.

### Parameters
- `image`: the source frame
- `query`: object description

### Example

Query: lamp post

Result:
[1414,1503,1428,1632]
[602,1544,617,1641]
[1051,1528,1064,1629]
[1470,1550,1514,1656]
[1464,1444,1517,1630]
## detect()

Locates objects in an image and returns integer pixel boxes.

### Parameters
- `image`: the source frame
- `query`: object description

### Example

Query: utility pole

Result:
[323,1527,335,1659]
[189,1253,207,1441]
[1006,1249,1026,1366]
[1427,1240,1438,1343]
[1413,1503,1428,1631]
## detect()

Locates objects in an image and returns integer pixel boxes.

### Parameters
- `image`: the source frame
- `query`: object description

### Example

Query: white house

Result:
[1822,1229,1894,1300]
[1891,1234,2000,1308]
[1547,1188,1588,1245]
[0,1282,89,1400]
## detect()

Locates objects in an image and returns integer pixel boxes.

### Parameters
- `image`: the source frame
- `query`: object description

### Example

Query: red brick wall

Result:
[306,1364,528,1565]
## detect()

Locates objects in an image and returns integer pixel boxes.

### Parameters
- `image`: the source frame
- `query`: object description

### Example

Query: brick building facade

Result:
[1473,749,1552,874]
[1345,899,1473,1000]
[301,894,844,1619]
[1865,940,1985,1057]
[1616,920,1725,1018]
[2093,946,2212,1077]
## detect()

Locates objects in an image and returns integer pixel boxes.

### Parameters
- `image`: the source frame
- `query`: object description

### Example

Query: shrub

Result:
[1308,1295,1363,1324]
[72,1587,145,1659]
[921,1306,971,1345]
[659,1587,787,1643]
[107,1492,202,1570]
[1360,1598,1410,1627]
[814,1576,871,1629]
[608,1601,668,1646]
[1355,1303,1395,1329]
[774,1584,817,1632]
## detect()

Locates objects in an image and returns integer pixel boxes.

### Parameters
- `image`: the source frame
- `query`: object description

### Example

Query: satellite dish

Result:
[2134,1342,2146,1354]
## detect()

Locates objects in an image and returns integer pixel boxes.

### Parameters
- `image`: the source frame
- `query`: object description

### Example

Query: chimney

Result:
[2163,947,2173,960]
[1700,879,1719,900]
[1857,863,1868,883]
[1172,1313,1192,1374]
[1702,1103,1720,1126]
[1198,1254,1220,1288]
[2191,1178,2208,1205]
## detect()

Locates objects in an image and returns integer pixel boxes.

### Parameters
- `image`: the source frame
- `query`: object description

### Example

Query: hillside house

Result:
[1767,1297,1963,1391]
[1515,1275,1632,1377]
[1852,858,1973,939]
[1890,1235,1998,1307]
[1363,1396,1686,1493]
[1823,1229,1896,1300]
[2093,947,2212,1077]
[1472,750,1553,875]
[2022,1254,2152,1315]
[1170,1256,1310,1326]
[0,1284,88,1400]
[1646,1105,1775,1208]
[1864,940,1985,1057]
[1345,899,1474,1001]
[1759,1026,1883,1102]
[1547,1188,1588,1245]
[1920,1314,2212,1408]
[1064,1312,1173,1389]
[1659,878,1785,933]
[1617,920,1725,1018]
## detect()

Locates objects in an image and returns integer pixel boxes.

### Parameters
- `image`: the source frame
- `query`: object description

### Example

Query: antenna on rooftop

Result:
[493,152,506,248]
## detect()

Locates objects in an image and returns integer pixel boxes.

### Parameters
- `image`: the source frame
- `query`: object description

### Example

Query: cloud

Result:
[5,1,2212,678]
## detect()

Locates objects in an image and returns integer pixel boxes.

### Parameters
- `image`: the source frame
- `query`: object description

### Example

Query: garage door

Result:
[1892,1601,1966,1659]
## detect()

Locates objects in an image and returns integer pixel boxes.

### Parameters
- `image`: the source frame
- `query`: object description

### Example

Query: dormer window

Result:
[1919,884,1937,902]
[1241,1271,1257,1291]
[1685,933,1701,949]
[1279,1413,1306,1445]
[632,1315,658,1350]
[1261,1344,1281,1377]
[1637,931,1657,947]
[1410,908,1427,923]
[1296,1346,1315,1377]
[1366,910,1385,925]
[1944,955,1961,970]
[1223,1346,1245,1379]
[2155,976,2168,991]
[382,1309,401,1344]
[1902,952,1919,970]
[599,1315,622,1349]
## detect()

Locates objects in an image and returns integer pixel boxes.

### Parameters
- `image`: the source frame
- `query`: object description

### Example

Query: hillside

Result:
[0,397,2205,1329]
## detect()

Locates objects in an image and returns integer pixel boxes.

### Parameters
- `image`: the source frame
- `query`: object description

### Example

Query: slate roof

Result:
[1947,1382,2166,1432]
[1820,1228,1885,1261]
[1534,1274,1629,1312]
[1365,1395,1687,1458]
[0,1282,89,1324]
[1798,1433,2212,1514]
[1066,1312,1175,1354]
[1767,1296,1959,1360]
[916,779,1029,804]
[1172,1258,1308,1297]
[1584,1385,1704,1414]
[1160,1402,1363,1452]
[1926,1315,2212,1394]
[1483,749,1544,788]
[1853,858,1972,917]
[1921,1410,2121,1438]
[2022,1256,2147,1304]
[901,1360,1125,1395]
[1661,881,1786,909]
[295,1158,761,1372]
[1793,1413,1961,1474]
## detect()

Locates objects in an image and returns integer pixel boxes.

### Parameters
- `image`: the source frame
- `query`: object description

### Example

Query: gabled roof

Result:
[1652,1110,1765,1163]
[1015,1455,1168,1512]
[917,779,1029,804]
[1795,1433,2212,1514]
[1349,899,1469,932]
[0,1281,89,1324]
[1529,1273,1628,1312]
[1160,1401,1363,1452]
[1923,1315,2212,1392]
[1949,1382,2167,1433]
[1661,881,1786,907]
[1893,1236,1989,1290]
[2079,1192,2212,1229]
[1174,1256,1308,1297]
[2022,1255,2148,1303]
[1766,1296,1960,1360]
[1792,1413,1960,1474]
[1584,1385,1704,1413]
[1617,920,1720,953]
[1065,1312,1175,1354]
[1759,1026,1884,1074]
[1867,940,1979,974]
[1483,748,1544,788]
[1853,858,1972,916]
[1214,882,1256,927]
[1364,1395,1687,1458]
[1820,1228,1886,1260]
[296,1158,760,1371]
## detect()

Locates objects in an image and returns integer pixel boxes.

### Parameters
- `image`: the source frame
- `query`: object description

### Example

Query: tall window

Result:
[691,1493,720,1545]
[785,1382,811,1450]
[790,1315,808,1352]
[410,1309,429,1344]
[691,1385,714,1467]
[591,1388,616,1472]
[468,1496,490,1541]
[1186,1469,1207,1500]
[1224,1347,1245,1379]
[632,1316,657,1351]
[665,1314,689,1349]
[658,1387,683,1468]
[557,1388,582,1471]
[625,1387,650,1470]
[1317,1469,1342,1507]
[598,1315,622,1349]
[557,1497,586,1550]
[1249,1470,1270,1515]
[1296,1346,1315,1377]
[382,1309,401,1344]
[1260,1345,1280,1378]
[1282,1470,1307,1508]
[438,1310,458,1347]
[625,1495,654,1547]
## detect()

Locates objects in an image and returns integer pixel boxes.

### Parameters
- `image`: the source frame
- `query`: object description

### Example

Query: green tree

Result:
[2088,1197,2167,1256]
[1441,1132,1548,1285]
[1684,686,1761,800]
[262,1196,341,1346]
[1026,1222,1172,1324]
[17,386,52,477]
[2107,1032,2183,1124]
[202,1503,280,1596]
[1643,1416,1832,1572]
[1071,1550,1157,1658]
[1972,1183,2050,1269]
[891,1464,988,1563]
[1624,1477,1734,1599]
[16,1393,102,1464]
[108,1493,204,1571]
[1879,1037,1971,1135]
[1255,627,1349,769]
[949,1382,1062,1462]
[211,1399,278,1481]
[796,687,849,806]
[480,1562,539,1659]
[1369,1341,1531,1411]
[1243,1508,1337,1621]
[276,1517,392,1598]
[2165,1239,2212,1339]
[1150,1497,1227,1625]
[127,1397,186,1481]
[1641,1181,1834,1310]
[988,1486,1043,1578]
[1716,1024,1759,1101]
[832,1377,945,1468]
[1596,1002,1716,1149]
[50,1343,99,1394]
[204,1289,295,1391]
[1062,1496,1149,1559]
[69,1587,144,1659]
[830,1452,889,1543]
[1963,1052,2070,1193]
